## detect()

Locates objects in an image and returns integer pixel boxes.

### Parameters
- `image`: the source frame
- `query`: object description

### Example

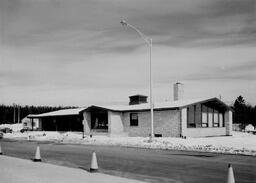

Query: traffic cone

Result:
[90,151,98,172]
[33,146,41,162]
[0,143,3,155]
[227,164,235,183]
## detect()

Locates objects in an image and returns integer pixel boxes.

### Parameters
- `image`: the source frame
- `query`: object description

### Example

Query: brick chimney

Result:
[173,82,184,101]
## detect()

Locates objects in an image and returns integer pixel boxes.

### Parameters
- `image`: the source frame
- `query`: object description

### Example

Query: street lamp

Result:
[120,20,154,141]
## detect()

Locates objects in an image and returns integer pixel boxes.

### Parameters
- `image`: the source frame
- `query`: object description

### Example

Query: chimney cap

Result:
[129,94,148,105]
[175,82,183,85]
[129,94,148,98]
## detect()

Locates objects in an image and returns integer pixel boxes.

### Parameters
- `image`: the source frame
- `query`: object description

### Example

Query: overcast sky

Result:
[0,0,256,106]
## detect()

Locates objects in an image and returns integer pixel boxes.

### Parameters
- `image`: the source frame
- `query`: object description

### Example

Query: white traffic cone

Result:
[227,164,235,183]
[90,151,98,172]
[0,143,2,155]
[33,146,41,162]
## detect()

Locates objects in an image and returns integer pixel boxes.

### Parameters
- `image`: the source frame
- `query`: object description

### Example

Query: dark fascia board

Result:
[120,107,179,113]
[80,105,180,113]
[27,114,79,118]
[178,97,232,111]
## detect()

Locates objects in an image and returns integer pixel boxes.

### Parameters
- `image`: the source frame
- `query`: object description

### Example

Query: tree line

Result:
[0,96,256,127]
[0,105,76,124]
[233,96,256,127]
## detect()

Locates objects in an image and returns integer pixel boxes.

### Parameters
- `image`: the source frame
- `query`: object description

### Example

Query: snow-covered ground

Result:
[3,129,256,156]
[0,123,23,132]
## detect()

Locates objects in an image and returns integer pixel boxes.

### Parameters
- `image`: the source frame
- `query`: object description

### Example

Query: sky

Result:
[0,0,256,106]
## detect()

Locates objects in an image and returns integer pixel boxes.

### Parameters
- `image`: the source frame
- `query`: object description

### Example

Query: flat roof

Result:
[28,107,87,118]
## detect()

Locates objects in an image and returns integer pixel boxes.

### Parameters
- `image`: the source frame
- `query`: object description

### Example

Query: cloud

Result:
[184,60,256,81]
[1,0,255,53]
[0,0,256,105]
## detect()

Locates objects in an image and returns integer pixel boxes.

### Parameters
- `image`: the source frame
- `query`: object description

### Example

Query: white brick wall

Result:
[108,111,124,135]
[181,108,187,137]
[186,127,226,137]
[122,110,180,137]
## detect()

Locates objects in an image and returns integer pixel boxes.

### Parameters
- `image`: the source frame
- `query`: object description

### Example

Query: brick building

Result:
[29,83,233,138]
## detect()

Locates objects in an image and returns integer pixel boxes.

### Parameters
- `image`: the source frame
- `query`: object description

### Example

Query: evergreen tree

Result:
[233,95,256,128]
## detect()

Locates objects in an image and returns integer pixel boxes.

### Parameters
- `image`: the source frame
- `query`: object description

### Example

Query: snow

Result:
[4,131,256,156]
[26,98,228,118]
[245,124,255,132]
[0,156,145,183]
[28,107,87,118]
[91,97,227,112]
[0,123,23,132]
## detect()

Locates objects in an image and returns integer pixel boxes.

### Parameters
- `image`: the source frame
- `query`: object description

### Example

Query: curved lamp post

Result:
[120,20,154,140]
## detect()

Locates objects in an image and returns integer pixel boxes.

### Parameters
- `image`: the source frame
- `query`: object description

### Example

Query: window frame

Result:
[201,105,225,128]
[219,113,224,127]
[130,113,139,126]
[201,105,208,128]
[213,110,219,127]
[187,106,196,128]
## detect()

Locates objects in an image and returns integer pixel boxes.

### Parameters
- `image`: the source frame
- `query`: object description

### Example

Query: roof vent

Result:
[129,95,148,105]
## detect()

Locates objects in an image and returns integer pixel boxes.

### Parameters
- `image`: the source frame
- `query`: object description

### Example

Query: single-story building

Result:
[29,83,233,138]
[22,116,39,130]
[28,108,86,132]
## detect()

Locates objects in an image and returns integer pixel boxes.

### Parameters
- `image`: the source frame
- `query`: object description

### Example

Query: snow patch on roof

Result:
[28,107,87,118]
[91,97,221,111]
[27,97,229,118]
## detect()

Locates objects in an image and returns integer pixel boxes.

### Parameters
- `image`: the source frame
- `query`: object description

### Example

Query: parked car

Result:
[20,127,32,133]
[0,127,13,133]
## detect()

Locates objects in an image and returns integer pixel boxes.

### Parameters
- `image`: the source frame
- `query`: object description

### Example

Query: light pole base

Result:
[148,135,154,143]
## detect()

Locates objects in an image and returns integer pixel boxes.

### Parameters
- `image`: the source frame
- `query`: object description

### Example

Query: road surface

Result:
[0,139,255,183]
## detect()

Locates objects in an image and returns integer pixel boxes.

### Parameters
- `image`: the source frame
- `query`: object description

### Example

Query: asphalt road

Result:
[0,139,255,183]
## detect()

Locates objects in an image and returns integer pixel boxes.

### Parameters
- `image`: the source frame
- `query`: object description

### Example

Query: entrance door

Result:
[91,110,108,132]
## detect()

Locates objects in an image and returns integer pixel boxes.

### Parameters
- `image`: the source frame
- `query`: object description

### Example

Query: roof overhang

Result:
[27,108,86,118]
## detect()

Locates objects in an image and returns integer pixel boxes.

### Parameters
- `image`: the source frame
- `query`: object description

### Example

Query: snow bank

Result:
[4,131,256,156]
[0,123,23,132]
[79,132,256,156]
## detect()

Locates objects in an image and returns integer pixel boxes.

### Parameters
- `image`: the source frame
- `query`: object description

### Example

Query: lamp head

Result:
[120,20,127,26]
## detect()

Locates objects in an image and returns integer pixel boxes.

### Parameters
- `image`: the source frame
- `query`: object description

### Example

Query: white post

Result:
[17,105,20,123]
[13,103,16,123]
[181,108,187,137]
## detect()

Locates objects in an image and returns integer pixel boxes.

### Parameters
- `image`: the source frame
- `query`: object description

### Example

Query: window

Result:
[219,113,224,127]
[130,113,138,126]
[208,108,213,127]
[201,105,225,128]
[187,106,196,128]
[202,105,208,127]
[213,110,219,127]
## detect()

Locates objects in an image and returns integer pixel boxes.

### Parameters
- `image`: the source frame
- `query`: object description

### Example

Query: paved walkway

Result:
[0,155,145,183]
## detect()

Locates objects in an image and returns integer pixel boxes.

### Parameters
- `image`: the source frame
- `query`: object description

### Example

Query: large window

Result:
[213,110,219,127]
[202,105,208,127]
[219,113,224,127]
[130,113,138,126]
[208,108,213,127]
[201,105,224,128]
[187,106,196,128]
